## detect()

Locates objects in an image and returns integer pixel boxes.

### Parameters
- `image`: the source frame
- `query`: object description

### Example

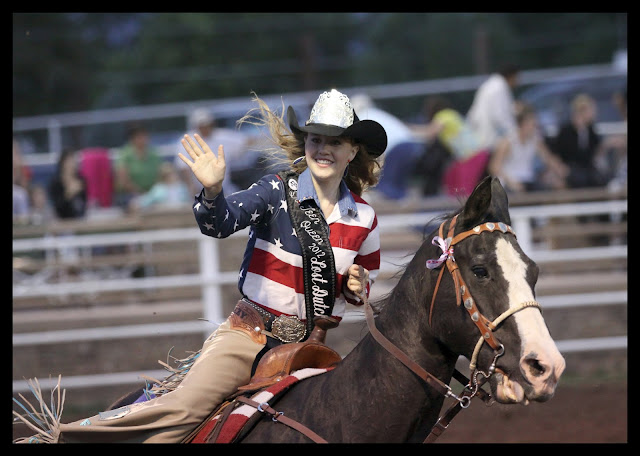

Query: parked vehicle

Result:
[518,72,626,137]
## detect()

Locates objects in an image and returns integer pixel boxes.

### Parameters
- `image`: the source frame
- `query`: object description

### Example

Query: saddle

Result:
[183,313,342,443]
[237,315,343,392]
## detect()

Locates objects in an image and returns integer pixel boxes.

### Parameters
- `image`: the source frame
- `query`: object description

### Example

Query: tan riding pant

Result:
[57,318,265,443]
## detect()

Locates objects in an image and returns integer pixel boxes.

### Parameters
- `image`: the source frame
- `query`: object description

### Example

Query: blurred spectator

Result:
[130,161,191,211]
[466,63,521,152]
[48,148,88,219]
[13,184,30,225]
[351,93,424,200]
[430,101,484,161]
[351,93,418,160]
[411,96,490,197]
[613,86,627,121]
[410,96,459,196]
[549,93,608,189]
[79,147,114,208]
[13,138,32,189]
[13,138,32,224]
[606,86,627,190]
[174,108,249,196]
[28,184,54,226]
[114,122,163,210]
[488,103,569,193]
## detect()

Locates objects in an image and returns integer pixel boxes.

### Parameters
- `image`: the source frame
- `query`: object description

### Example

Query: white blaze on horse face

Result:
[495,238,565,396]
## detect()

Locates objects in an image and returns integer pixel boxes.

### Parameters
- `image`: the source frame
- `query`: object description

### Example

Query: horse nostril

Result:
[523,357,546,377]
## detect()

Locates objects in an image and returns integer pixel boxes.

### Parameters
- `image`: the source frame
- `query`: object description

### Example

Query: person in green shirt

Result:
[114,122,163,210]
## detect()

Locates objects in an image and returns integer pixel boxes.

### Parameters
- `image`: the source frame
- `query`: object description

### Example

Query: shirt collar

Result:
[297,168,358,218]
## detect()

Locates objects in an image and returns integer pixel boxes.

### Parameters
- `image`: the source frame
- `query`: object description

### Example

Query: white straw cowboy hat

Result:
[287,89,388,157]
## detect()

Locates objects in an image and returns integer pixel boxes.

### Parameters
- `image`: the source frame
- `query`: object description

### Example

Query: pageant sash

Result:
[278,170,336,340]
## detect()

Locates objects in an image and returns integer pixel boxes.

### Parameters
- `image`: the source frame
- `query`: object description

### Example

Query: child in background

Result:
[130,161,191,211]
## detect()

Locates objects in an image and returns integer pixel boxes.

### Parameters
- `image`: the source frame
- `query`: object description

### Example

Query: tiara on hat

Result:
[306,89,354,128]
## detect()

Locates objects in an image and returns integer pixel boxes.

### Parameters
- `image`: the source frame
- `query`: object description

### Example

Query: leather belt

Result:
[242,298,306,344]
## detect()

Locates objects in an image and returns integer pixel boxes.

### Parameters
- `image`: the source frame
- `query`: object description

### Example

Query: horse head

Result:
[423,176,565,405]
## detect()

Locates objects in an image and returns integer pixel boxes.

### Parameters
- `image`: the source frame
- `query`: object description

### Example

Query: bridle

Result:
[362,214,542,442]
[429,214,541,371]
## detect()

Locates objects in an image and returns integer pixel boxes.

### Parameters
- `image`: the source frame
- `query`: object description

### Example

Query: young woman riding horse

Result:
[13,89,388,443]
[216,176,566,443]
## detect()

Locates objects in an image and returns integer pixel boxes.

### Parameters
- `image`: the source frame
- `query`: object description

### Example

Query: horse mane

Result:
[373,205,464,314]
[420,208,462,241]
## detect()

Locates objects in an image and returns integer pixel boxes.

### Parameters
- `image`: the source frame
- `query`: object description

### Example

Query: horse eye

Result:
[471,266,488,278]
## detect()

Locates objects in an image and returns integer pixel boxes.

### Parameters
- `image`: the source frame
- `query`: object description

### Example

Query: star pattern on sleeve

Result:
[270,179,280,190]
[250,209,260,222]
[194,202,201,211]
[233,219,239,231]
[203,222,214,231]
[267,203,274,213]
[224,209,229,221]
[291,228,297,237]
[274,237,283,249]
[279,199,287,212]
[203,200,214,209]
[238,268,244,280]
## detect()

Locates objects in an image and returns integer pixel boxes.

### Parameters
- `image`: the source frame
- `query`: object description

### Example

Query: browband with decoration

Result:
[427,216,517,350]
[427,221,516,270]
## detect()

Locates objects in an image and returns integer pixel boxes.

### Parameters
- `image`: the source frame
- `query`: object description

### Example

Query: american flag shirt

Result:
[193,168,380,322]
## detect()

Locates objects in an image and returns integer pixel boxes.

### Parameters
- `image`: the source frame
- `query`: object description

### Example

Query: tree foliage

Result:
[13,12,626,117]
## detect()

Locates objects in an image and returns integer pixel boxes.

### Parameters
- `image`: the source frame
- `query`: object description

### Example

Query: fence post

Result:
[47,117,62,157]
[198,236,224,338]
[512,214,533,255]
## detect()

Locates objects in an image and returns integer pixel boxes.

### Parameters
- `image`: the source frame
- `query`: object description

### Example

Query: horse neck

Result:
[331,252,459,440]
[375,246,456,371]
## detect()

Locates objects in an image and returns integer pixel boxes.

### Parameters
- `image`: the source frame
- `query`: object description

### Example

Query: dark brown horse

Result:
[226,176,565,443]
[109,176,566,443]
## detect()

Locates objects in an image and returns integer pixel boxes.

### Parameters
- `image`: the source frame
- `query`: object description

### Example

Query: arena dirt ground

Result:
[12,380,626,444]
[434,380,627,444]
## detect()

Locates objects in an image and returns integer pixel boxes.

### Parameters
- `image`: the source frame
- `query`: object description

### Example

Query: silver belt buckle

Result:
[271,314,306,343]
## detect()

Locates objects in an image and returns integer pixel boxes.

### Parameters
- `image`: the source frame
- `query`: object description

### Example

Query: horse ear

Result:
[457,176,511,231]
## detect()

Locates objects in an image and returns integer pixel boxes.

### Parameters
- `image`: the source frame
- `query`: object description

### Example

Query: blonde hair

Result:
[237,93,381,196]
[571,93,595,115]
[514,101,536,126]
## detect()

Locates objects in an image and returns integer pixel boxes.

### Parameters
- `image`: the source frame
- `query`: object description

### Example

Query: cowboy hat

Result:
[287,89,388,157]
[189,108,215,129]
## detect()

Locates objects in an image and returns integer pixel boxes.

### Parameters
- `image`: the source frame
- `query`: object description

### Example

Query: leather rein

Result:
[362,214,542,443]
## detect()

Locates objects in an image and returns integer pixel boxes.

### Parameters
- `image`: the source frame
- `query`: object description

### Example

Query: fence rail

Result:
[13,198,627,394]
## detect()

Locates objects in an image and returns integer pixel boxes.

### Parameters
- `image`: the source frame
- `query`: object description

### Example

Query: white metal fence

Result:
[12,199,627,392]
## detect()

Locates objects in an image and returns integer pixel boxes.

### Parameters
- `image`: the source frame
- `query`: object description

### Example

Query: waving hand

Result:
[178,133,225,198]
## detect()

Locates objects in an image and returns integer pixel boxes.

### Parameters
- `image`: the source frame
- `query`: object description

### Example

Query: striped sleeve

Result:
[340,197,380,306]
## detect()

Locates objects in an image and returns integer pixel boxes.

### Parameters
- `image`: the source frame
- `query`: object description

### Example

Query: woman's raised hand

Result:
[178,133,226,198]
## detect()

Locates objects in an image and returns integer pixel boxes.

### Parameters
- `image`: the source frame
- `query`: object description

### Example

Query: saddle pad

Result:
[192,367,330,443]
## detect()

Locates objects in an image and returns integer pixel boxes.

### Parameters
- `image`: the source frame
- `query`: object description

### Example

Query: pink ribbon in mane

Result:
[426,236,453,270]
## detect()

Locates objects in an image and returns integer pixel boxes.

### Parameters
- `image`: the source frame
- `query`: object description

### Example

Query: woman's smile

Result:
[314,157,335,166]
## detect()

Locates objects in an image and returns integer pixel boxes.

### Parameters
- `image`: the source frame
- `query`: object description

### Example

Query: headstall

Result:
[427,215,541,371]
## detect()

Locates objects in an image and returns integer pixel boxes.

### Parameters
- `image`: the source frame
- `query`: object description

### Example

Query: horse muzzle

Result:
[492,348,566,404]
